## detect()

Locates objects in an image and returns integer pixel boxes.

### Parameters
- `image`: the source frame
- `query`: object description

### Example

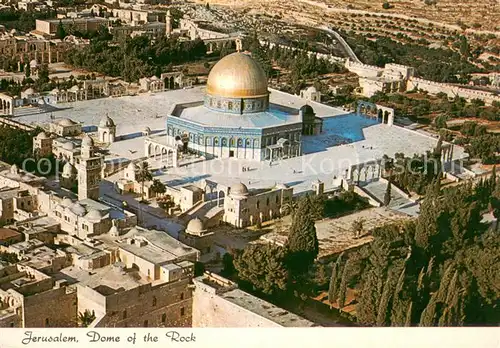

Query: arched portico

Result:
[357,101,395,126]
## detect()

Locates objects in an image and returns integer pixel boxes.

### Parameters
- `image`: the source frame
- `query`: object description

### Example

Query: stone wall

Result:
[78,277,192,328]
[192,280,280,328]
[22,287,77,327]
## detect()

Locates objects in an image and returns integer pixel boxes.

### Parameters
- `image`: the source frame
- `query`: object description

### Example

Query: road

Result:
[318,25,361,64]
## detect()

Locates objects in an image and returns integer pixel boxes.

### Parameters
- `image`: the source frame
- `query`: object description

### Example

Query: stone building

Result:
[49,118,82,137]
[0,33,69,66]
[192,272,316,327]
[0,264,77,328]
[179,218,214,256]
[51,138,80,163]
[223,183,293,228]
[139,76,164,93]
[97,114,116,144]
[32,131,53,157]
[300,86,321,102]
[58,226,199,327]
[35,18,109,36]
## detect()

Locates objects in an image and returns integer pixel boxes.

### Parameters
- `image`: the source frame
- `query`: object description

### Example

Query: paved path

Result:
[318,25,361,63]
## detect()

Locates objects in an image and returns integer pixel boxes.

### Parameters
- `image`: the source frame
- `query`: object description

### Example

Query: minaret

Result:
[77,135,102,200]
[165,10,172,37]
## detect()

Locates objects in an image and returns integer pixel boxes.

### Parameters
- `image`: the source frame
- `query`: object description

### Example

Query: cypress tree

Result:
[328,253,343,306]
[286,197,319,274]
[384,180,392,206]
[56,20,66,39]
[337,259,350,308]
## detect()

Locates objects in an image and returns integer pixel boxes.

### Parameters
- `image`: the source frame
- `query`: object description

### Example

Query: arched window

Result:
[256,201,260,209]
[230,138,235,146]
[275,195,279,204]
[246,139,251,147]
[214,138,219,146]
[237,139,243,147]
[266,197,270,206]
[222,138,227,146]
[206,137,212,146]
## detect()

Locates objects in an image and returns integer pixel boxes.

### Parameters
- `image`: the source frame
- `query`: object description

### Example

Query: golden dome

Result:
[206,52,269,98]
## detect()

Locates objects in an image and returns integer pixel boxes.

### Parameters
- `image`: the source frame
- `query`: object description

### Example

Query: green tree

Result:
[56,20,66,39]
[151,179,166,197]
[234,244,288,295]
[136,161,153,201]
[384,180,392,206]
[78,310,96,327]
[25,63,31,78]
[285,197,319,274]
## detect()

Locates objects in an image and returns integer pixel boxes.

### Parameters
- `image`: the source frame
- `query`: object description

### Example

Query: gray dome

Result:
[36,132,49,140]
[62,141,75,151]
[62,162,75,177]
[186,218,205,234]
[230,183,249,196]
[61,197,73,207]
[70,202,86,216]
[85,209,102,221]
[58,118,77,127]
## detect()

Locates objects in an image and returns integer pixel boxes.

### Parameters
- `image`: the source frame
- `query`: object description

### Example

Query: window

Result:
[10,323,14,327]
[266,197,270,206]
[152,296,156,306]
[276,196,279,204]
[45,318,49,327]
[256,201,260,209]
[123,310,127,319]
[180,307,185,316]
[180,292,184,300]
[161,313,166,323]
[228,101,233,110]
[143,320,148,327]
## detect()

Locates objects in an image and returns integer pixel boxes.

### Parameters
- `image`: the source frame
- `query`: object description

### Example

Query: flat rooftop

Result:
[98,227,198,265]
[221,288,316,327]
[57,264,149,294]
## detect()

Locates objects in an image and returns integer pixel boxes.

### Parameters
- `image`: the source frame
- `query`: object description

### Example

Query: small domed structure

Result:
[62,162,76,177]
[98,114,116,144]
[230,182,249,197]
[61,197,73,207]
[58,118,76,127]
[186,218,205,235]
[85,209,102,221]
[62,141,75,151]
[70,202,86,217]
[36,132,49,140]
